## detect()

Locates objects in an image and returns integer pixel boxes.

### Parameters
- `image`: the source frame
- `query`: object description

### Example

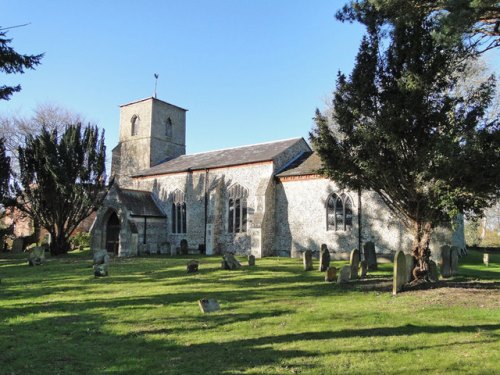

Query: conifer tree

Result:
[311,0,499,283]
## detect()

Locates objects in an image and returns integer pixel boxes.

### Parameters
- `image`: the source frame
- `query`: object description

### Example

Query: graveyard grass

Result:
[0,250,499,374]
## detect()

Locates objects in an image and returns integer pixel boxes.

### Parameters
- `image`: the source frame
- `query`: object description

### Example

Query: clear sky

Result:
[1,1,498,166]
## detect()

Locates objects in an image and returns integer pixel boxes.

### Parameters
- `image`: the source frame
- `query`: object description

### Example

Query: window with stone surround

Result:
[165,117,173,138]
[228,184,248,233]
[131,115,140,136]
[171,190,186,234]
[327,193,353,231]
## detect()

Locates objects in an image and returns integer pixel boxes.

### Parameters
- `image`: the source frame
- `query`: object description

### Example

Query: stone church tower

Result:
[111,97,187,185]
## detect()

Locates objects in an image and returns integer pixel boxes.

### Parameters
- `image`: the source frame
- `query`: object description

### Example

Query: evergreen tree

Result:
[311,0,499,282]
[0,27,43,101]
[0,137,10,205]
[16,124,107,255]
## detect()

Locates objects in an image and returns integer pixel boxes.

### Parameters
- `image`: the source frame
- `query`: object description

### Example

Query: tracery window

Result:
[171,190,186,234]
[165,117,173,138]
[327,193,353,231]
[228,184,248,233]
[131,115,140,136]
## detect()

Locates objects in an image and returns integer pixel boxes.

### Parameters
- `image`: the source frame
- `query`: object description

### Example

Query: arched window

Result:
[228,184,248,233]
[327,193,353,231]
[131,115,140,136]
[165,117,173,138]
[171,190,186,234]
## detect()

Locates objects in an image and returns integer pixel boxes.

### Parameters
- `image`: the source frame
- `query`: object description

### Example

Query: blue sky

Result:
[1,1,498,165]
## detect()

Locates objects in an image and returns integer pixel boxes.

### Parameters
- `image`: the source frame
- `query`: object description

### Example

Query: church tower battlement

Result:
[111,97,187,185]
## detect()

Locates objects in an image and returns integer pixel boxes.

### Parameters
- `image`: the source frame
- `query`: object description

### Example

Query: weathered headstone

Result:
[325,267,337,282]
[359,260,368,278]
[349,249,360,280]
[337,265,350,284]
[450,246,459,276]
[318,244,331,272]
[248,254,256,266]
[187,260,199,273]
[440,245,451,278]
[405,254,414,283]
[93,249,109,276]
[303,250,313,271]
[94,263,109,277]
[428,260,439,282]
[222,253,241,270]
[180,239,188,255]
[483,253,489,267]
[12,238,23,253]
[363,241,378,270]
[28,246,45,266]
[392,250,406,295]
[198,298,220,313]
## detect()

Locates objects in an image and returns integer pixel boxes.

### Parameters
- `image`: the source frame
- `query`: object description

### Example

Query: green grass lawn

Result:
[0,249,499,375]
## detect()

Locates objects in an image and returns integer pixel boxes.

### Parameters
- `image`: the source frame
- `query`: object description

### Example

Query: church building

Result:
[91,97,465,259]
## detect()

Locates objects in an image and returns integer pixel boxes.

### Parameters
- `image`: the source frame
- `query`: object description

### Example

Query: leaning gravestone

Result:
[359,260,368,278]
[440,245,451,278]
[318,244,331,272]
[303,250,313,271]
[405,254,414,283]
[187,260,199,273]
[363,241,378,270]
[28,246,45,266]
[428,260,439,282]
[325,267,336,282]
[222,253,241,270]
[349,249,360,280]
[337,265,350,284]
[248,254,256,266]
[180,239,188,255]
[93,249,109,277]
[198,299,220,313]
[450,246,459,276]
[392,250,406,295]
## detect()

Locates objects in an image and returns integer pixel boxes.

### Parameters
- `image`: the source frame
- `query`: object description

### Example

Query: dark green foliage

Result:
[0,137,10,205]
[0,28,43,101]
[311,1,499,280]
[16,124,106,255]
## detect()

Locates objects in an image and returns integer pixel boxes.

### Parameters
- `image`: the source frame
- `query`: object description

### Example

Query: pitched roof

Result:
[133,138,305,177]
[275,151,323,177]
[117,188,165,217]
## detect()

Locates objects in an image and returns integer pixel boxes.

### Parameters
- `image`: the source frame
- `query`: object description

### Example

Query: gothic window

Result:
[131,115,140,136]
[165,117,173,138]
[228,184,248,233]
[327,193,353,231]
[171,190,186,234]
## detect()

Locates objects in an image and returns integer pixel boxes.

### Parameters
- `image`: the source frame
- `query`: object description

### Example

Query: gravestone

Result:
[359,260,367,278]
[392,250,406,295]
[405,254,414,283]
[303,250,313,271]
[93,249,109,277]
[337,266,350,284]
[222,253,241,270]
[440,245,451,278]
[450,246,459,276]
[325,267,336,282]
[28,246,45,266]
[483,253,489,267]
[318,244,331,272]
[187,260,199,273]
[248,254,256,266]
[180,239,188,255]
[363,241,378,270]
[428,260,439,282]
[349,249,360,280]
[198,299,220,313]
[12,238,23,253]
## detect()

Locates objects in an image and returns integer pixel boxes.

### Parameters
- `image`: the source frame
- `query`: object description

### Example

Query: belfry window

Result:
[228,184,248,233]
[171,190,186,234]
[165,117,173,138]
[327,193,353,231]
[131,115,140,136]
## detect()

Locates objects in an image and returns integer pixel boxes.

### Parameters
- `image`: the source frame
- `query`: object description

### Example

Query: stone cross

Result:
[303,250,313,271]
[325,267,337,282]
[393,250,406,295]
[363,241,378,270]
[440,245,451,278]
[337,265,350,284]
[318,244,330,272]
[349,249,360,280]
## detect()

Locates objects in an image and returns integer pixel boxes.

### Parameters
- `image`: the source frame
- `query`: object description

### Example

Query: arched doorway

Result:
[106,211,120,255]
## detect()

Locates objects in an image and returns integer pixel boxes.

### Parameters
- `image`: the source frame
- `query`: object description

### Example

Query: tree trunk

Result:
[410,221,433,283]
[49,230,70,256]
